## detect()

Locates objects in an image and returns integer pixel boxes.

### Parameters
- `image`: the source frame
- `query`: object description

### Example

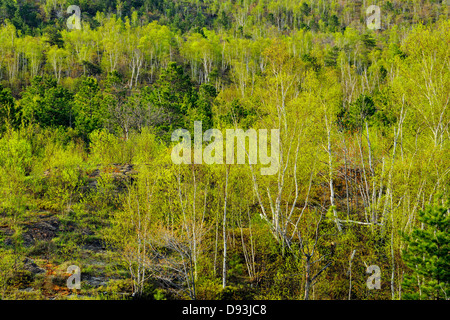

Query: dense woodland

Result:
[0,0,449,300]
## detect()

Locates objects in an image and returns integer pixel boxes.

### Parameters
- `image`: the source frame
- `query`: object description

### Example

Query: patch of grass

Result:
[7,270,33,289]
[26,240,56,257]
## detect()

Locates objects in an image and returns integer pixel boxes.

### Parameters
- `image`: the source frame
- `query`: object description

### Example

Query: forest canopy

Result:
[0,0,448,301]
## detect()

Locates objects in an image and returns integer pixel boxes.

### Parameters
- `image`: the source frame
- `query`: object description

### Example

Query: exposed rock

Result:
[82,238,106,252]
[23,217,60,247]
[85,276,108,288]
[82,164,138,193]
[0,225,14,246]
[23,258,46,275]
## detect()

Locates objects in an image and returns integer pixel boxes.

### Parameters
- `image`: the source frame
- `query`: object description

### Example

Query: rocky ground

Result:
[0,164,139,300]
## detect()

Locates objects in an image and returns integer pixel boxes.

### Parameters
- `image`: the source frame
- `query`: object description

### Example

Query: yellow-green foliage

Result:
[0,3,448,301]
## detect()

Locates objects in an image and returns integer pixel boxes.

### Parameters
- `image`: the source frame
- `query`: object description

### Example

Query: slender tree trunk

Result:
[304,257,311,300]
[222,166,229,289]
[325,114,342,232]
[342,135,351,219]
[348,249,356,300]
[214,201,220,277]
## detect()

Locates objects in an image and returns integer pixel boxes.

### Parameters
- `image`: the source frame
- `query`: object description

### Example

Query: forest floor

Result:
[0,164,139,300]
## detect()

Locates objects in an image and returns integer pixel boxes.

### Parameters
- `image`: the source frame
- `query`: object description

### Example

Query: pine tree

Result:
[324,46,340,67]
[0,84,18,131]
[153,62,197,134]
[73,76,105,140]
[19,75,74,128]
[401,199,450,300]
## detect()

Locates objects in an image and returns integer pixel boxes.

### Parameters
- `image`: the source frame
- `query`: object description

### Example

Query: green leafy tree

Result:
[73,76,106,140]
[19,75,74,128]
[44,26,64,48]
[193,83,216,130]
[327,14,340,32]
[220,98,257,130]
[102,70,137,139]
[0,84,18,131]
[217,10,230,29]
[324,46,340,67]
[152,62,197,135]
[337,94,377,132]
[401,199,450,300]
[362,33,377,50]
